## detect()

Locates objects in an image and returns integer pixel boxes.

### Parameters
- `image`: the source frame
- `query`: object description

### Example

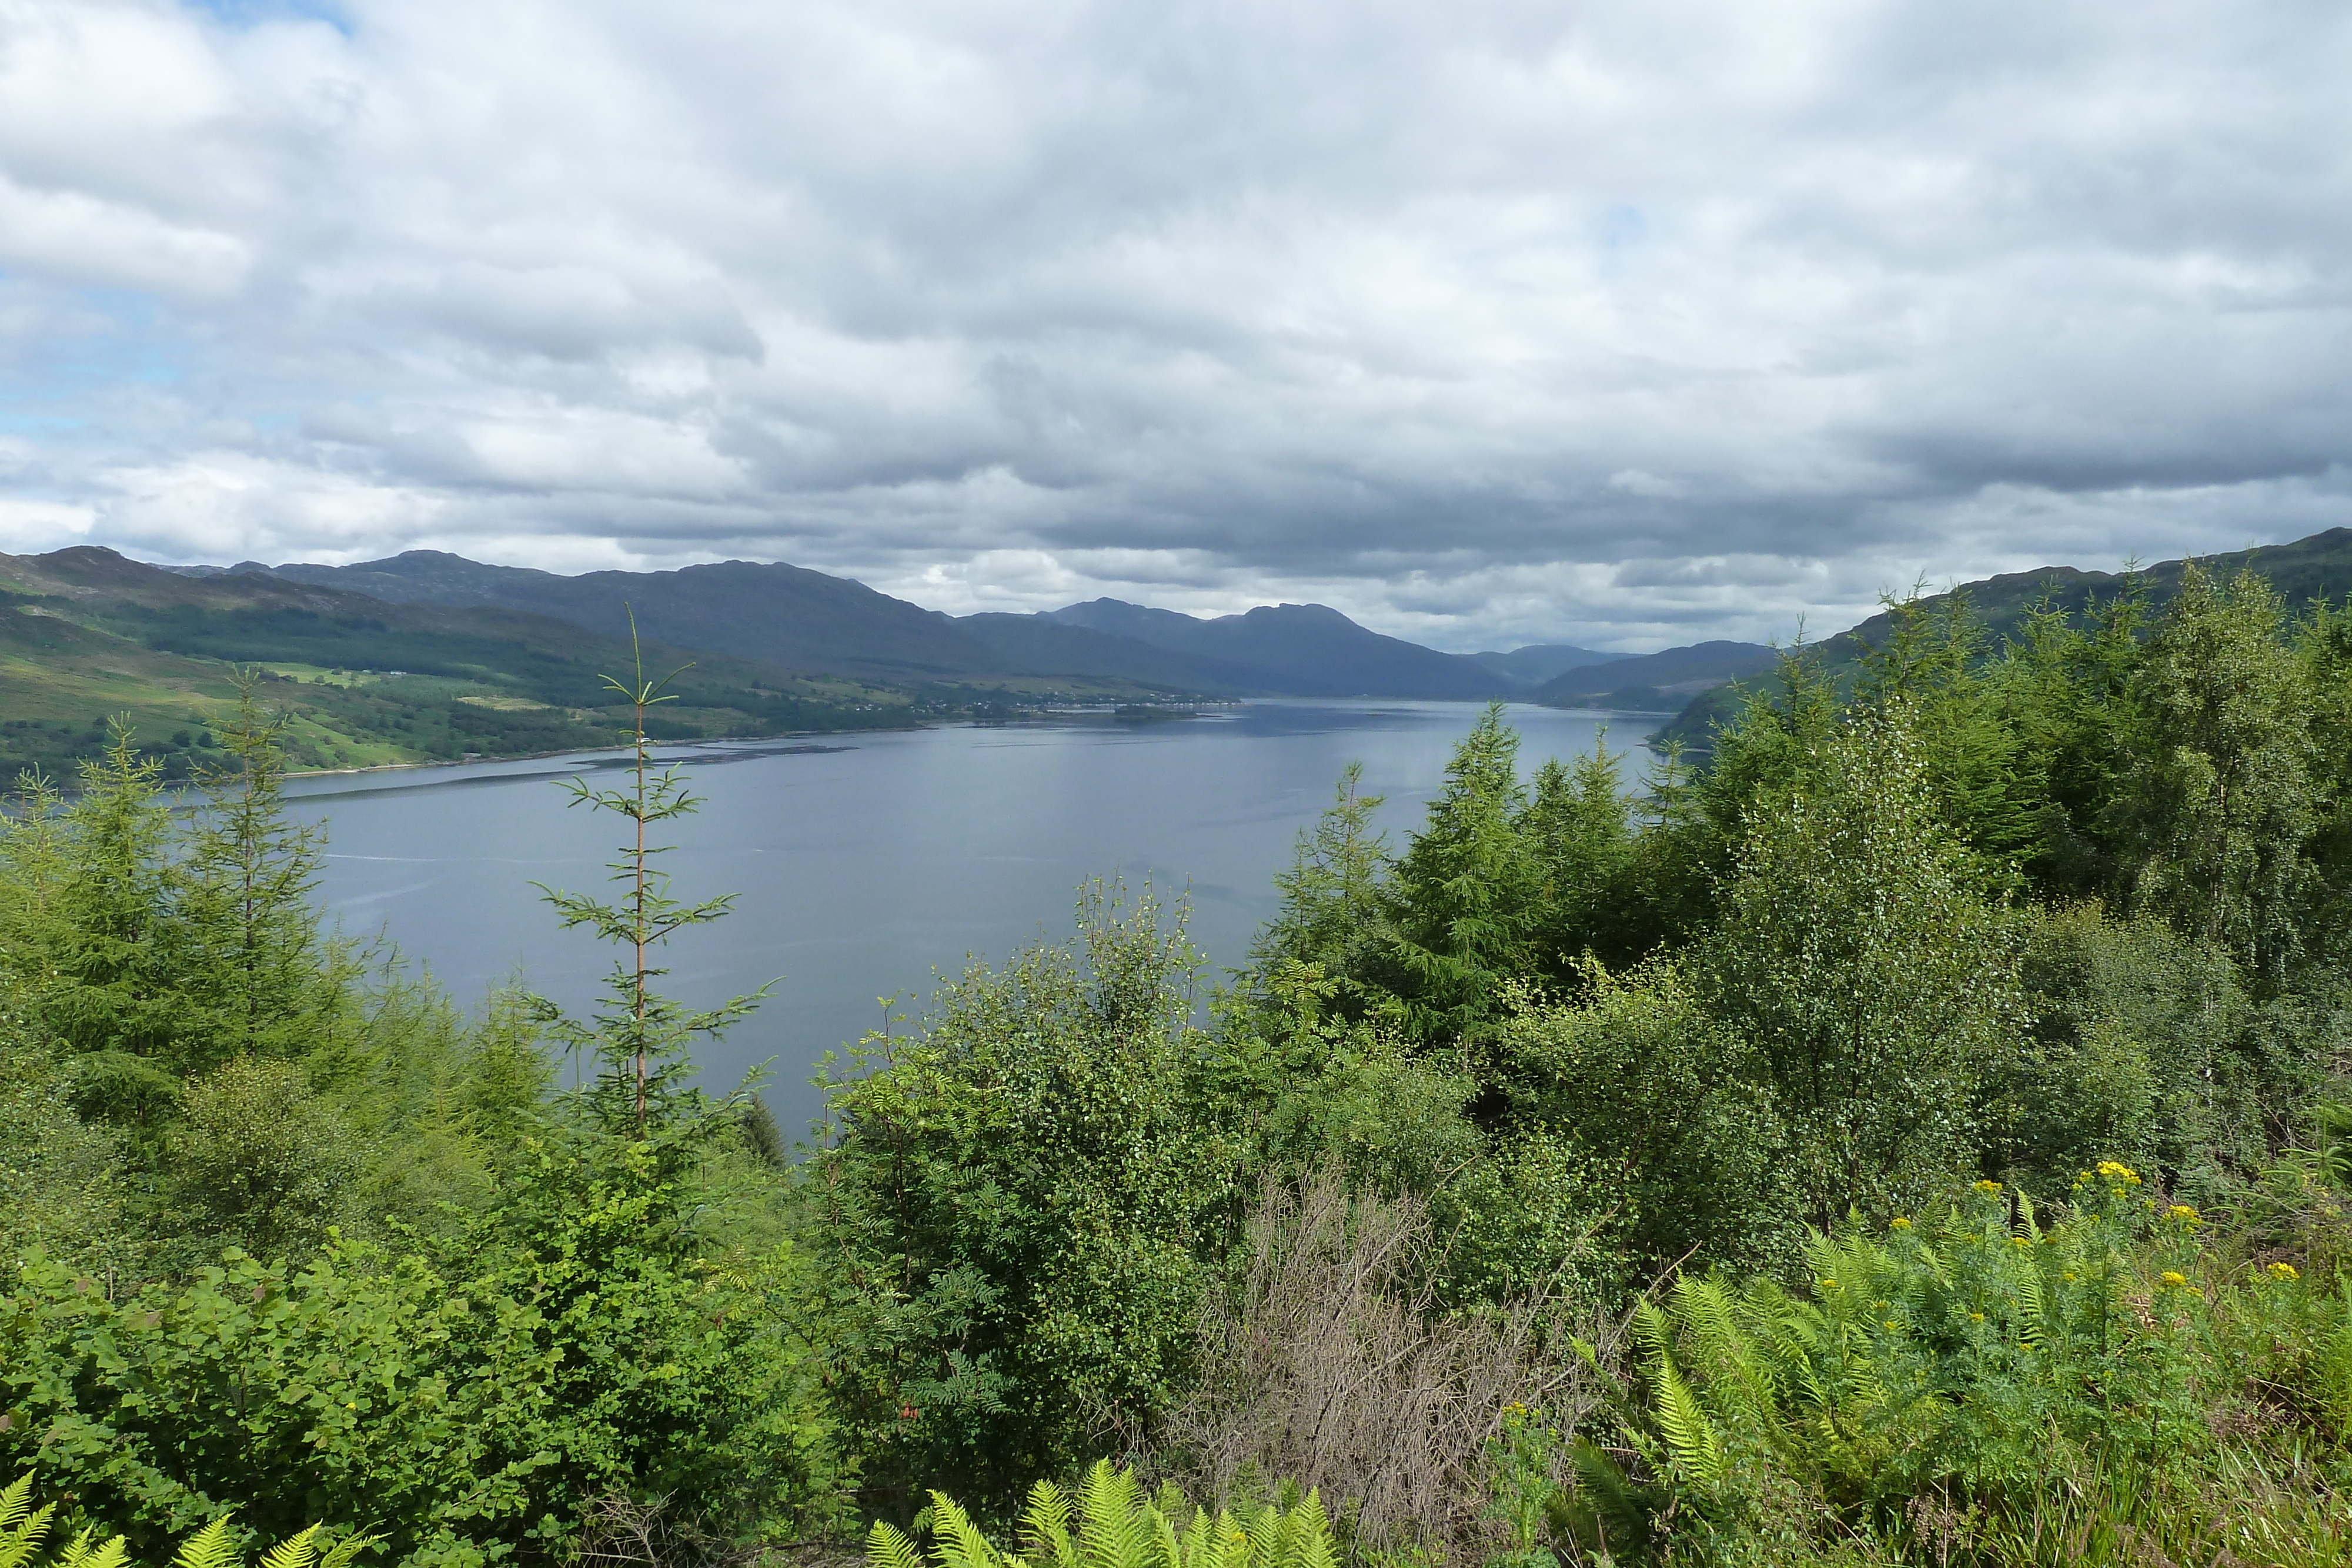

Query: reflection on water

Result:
[286,700,1661,1136]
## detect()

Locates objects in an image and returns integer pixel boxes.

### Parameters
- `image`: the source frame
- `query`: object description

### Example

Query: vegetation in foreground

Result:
[6,561,2352,1566]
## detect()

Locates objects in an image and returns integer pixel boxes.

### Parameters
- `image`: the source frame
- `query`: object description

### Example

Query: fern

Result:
[0,1478,55,1568]
[867,1523,930,1568]
[878,1462,1335,1568]
[1651,1358,1728,1483]
[1546,1440,1661,1567]
[1018,1482,1077,1568]
[170,1522,239,1568]
[53,1536,128,1568]
[0,1480,368,1568]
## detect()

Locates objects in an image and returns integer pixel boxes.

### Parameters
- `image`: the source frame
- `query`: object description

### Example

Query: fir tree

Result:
[533,614,770,1137]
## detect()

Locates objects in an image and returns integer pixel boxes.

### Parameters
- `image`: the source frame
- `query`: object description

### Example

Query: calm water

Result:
[284,700,1653,1135]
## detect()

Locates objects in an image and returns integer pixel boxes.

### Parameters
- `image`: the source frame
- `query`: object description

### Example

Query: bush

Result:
[808,884,1241,1517]
[0,1138,823,1568]
[1161,1172,1589,1560]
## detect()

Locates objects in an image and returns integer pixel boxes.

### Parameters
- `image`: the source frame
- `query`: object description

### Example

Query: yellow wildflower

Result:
[1974,1179,2003,1195]
[1890,1216,1912,1230]
[1818,1279,1838,1291]
[2096,1160,2141,1184]
[2159,1271,2188,1289]
[2269,1262,2301,1282]
[1969,1311,1985,1322]
[2012,1236,2029,1248]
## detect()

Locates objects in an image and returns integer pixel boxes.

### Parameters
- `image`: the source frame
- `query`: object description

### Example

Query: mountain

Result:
[954,614,1273,693]
[1045,599,1512,698]
[247,551,1007,681]
[0,546,936,779]
[1652,526,2352,752]
[1469,644,1625,688]
[244,552,1510,698]
[1531,640,1779,710]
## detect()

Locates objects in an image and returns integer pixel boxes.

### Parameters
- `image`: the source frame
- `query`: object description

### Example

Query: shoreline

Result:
[275,696,1242,782]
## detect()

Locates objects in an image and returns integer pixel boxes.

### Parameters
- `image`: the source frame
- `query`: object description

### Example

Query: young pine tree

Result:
[533,617,769,1138]
[178,673,340,1067]
[1377,704,1545,1052]
[1519,731,1637,975]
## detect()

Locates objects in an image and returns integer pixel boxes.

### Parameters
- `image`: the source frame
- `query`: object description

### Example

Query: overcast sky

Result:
[1,0,2347,651]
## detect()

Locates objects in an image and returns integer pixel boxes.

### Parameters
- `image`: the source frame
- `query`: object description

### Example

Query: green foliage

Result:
[2124,567,2323,977]
[1376,704,1546,1049]
[1493,960,1797,1276]
[0,1138,824,1568]
[0,1029,135,1283]
[531,621,770,1136]
[1520,736,1641,972]
[1531,1169,2352,1565]
[867,1462,1334,1568]
[1982,904,2270,1201]
[1251,765,1392,991]
[159,1057,366,1267]
[0,1473,375,1568]
[810,883,1241,1513]
[1699,706,2023,1229]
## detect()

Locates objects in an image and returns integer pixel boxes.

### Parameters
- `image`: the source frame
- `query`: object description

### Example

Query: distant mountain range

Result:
[224,551,1742,703]
[0,544,930,780]
[13,527,2348,778]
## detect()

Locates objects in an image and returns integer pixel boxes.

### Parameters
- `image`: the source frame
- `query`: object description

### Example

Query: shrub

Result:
[1160,1173,1591,1560]
[810,882,1242,1516]
[0,1139,823,1568]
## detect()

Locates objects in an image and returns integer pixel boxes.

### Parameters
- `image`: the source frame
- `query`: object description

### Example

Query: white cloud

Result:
[0,0,2347,649]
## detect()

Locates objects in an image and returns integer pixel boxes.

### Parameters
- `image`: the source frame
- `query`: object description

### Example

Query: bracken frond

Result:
[171,1520,241,1568]
[256,1525,320,1568]
[1652,1358,1728,1483]
[867,1521,927,1568]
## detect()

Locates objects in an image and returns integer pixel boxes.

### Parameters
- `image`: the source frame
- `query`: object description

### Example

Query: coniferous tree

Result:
[533,614,769,1137]
[1519,734,1637,974]
[178,673,340,1068]
[1378,703,1544,1051]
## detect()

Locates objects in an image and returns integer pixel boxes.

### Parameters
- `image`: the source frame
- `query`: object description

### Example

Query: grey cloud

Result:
[3,0,2351,651]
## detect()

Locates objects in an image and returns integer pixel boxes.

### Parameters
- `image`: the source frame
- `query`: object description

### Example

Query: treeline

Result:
[6,566,2352,1568]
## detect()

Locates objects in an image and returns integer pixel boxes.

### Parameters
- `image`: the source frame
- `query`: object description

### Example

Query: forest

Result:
[7,561,2352,1568]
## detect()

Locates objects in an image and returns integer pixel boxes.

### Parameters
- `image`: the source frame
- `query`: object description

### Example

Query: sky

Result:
[1,0,2347,654]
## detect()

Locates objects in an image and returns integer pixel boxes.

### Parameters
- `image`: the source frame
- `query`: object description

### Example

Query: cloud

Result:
[1,0,2348,650]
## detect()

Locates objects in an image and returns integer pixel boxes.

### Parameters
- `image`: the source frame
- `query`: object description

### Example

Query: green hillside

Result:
[0,548,1165,783]
[1655,526,2352,752]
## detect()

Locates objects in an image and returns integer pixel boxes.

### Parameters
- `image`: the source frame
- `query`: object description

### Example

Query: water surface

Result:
[286,700,1652,1134]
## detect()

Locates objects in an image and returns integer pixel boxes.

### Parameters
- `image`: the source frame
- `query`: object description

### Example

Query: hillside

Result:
[955,613,1273,692]
[246,551,1010,681]
[1529,639,1777,710]
[0,547,951,780]
[1468,643,1622,687]
[238,552,1544,698]
[1653,526,2352,752]
[1045,598,1511,698]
